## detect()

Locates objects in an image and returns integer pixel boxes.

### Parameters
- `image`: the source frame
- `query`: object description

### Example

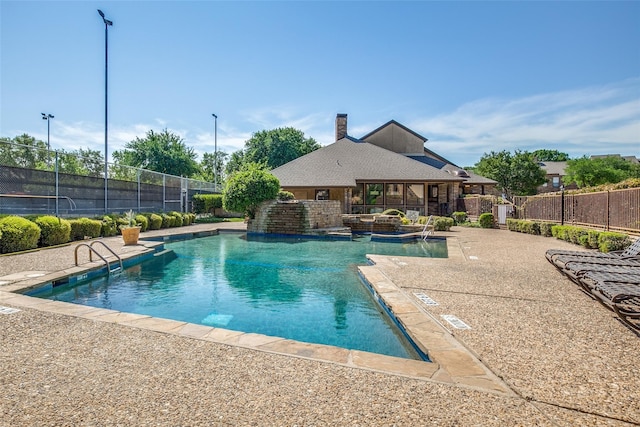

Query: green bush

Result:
[148,213,163,230]
[432,216,454,231]
[277,190,295,201]
[223,163,280,219]
[598,232,631,253]
[539,222,554,237]
[192,194,223,214]
[34,215,71,247]
[0,216,41,254]
[519,220,540,235]
[551,225,570,241]
[169,212,183,227]
[161,213,173,228]
[506,218,518,232]
[451,211,467,225]
[567,226,588,245]
[135,214,149,232]
[69,218,103,240]
[478,213,494,228]
[101,216,119,237]
[586,230,600,249]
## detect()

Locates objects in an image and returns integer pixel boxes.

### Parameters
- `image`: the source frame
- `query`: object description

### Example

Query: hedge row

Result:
[192,194,223,214]
[0,211,197,254]
[506,219,631,253]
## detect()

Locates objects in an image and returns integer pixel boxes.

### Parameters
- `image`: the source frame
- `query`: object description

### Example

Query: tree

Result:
[474,150,547,200]
[563,156,640,188]
[0,134,49,169]
[198,151,228,184]
[227,127,320,174]
[223,162,280,218]
[113,129,199,177]
[532,149,570,162]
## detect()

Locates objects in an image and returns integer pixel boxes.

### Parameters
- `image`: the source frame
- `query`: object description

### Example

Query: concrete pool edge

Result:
[0,233,513,396]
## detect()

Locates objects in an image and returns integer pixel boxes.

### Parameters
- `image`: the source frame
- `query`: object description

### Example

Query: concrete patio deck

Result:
[1,223,638,425]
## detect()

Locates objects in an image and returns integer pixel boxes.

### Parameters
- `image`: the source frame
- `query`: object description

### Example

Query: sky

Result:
[1,1,639,168]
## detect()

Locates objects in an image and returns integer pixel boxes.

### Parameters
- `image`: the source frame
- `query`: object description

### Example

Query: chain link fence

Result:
[0,141,219,217]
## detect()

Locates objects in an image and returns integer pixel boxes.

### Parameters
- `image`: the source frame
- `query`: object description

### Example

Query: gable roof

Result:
[360,119,428,142]
[271,138,463,187]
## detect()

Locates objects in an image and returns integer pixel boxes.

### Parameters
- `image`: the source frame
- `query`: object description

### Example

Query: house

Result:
[537,155,639,193]
[537,161,576,193]
[271,114,497,216]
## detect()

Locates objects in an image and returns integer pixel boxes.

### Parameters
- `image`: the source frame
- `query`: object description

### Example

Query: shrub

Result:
[223,163,280,219]
[34,215,71,247]
[161,213,173,228]
[0,216,41,254]
[551,225,570,241]
[432,216,454,231]
[192,194,223,214]
[69,218,103,240]
[567,226,588,245]
[451,211,467,225]
[101,216,119,237]
[506,218,519,232]
[135,214,149,232]
[539,222,554,237]
[148,213,163,230]
[519,220,540,235]
[585,230,600,249]
[598,232,631,253]
[169,211,183,227]
[478,213,494,228]
[277,190,295,201]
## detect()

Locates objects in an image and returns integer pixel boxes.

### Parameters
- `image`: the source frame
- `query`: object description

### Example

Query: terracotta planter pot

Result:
[121,226,141,245]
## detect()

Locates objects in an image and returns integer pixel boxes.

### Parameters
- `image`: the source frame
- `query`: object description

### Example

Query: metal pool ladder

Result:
[74,241,123,275]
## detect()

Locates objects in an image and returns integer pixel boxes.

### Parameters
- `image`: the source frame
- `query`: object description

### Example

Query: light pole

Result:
[98,9,113,213]
[212,113,218,191]
[41,113,54,152]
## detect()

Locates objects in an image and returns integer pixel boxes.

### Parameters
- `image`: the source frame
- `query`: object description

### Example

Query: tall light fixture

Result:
[212,113,218,191]
[41,113,54,152]
[98,9,113,213]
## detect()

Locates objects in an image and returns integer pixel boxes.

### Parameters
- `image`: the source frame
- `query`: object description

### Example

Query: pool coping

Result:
[0,232,513,396]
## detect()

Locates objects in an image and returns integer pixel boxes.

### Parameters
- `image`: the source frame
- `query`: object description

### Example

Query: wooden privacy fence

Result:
[514,188,640,234]
[456,196,495,219]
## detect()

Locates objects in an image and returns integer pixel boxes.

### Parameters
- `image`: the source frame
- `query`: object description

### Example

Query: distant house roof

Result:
[539,161,568,175]
[271,138,463,188]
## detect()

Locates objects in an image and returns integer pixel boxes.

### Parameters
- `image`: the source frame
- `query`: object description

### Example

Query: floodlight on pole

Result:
[98,9,113,213]
[212,113,218,191]
[41,113,54,152]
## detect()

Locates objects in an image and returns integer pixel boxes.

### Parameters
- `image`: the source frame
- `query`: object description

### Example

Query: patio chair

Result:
[545,238,640,265]
[579,274,640,335]
[548,253,640,271]
[562,262,640,286]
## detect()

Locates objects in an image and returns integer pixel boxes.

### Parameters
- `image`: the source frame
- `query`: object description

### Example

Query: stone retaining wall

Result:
[248,200,342,234]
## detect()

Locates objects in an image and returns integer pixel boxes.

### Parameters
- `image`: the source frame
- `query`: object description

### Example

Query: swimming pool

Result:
[28,233,447,359]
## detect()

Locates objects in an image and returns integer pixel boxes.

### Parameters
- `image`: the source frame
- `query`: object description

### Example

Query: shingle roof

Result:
[539,161,568,175]
[271,138,463,187]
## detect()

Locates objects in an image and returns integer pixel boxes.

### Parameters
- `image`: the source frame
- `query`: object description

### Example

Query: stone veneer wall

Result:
[342,215,402,233]
[248,200,343,234]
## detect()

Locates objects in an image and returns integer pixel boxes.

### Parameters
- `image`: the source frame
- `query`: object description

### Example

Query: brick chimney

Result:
[335,113,347,141]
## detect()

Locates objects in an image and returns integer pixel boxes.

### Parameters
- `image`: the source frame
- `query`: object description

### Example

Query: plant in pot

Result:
[120,210,141,245]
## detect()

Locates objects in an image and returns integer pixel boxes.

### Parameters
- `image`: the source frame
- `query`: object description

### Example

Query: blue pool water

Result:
[31,233,447,359]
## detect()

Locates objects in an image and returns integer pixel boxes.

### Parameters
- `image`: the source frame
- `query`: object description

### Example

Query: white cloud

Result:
[411,78,640,166]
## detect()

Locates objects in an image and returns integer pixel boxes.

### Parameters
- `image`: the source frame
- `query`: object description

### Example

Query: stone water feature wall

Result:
[341,214,402,233]
[248,200,343,235]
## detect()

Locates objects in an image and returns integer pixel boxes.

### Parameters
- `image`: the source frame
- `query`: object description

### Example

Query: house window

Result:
[365,183,384,205]
[352,184,364,205]
[552,177,560,188]
[428,185,439,201]
[315,189,329,200]
[406,184,424,205]
[385,183,403,205]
